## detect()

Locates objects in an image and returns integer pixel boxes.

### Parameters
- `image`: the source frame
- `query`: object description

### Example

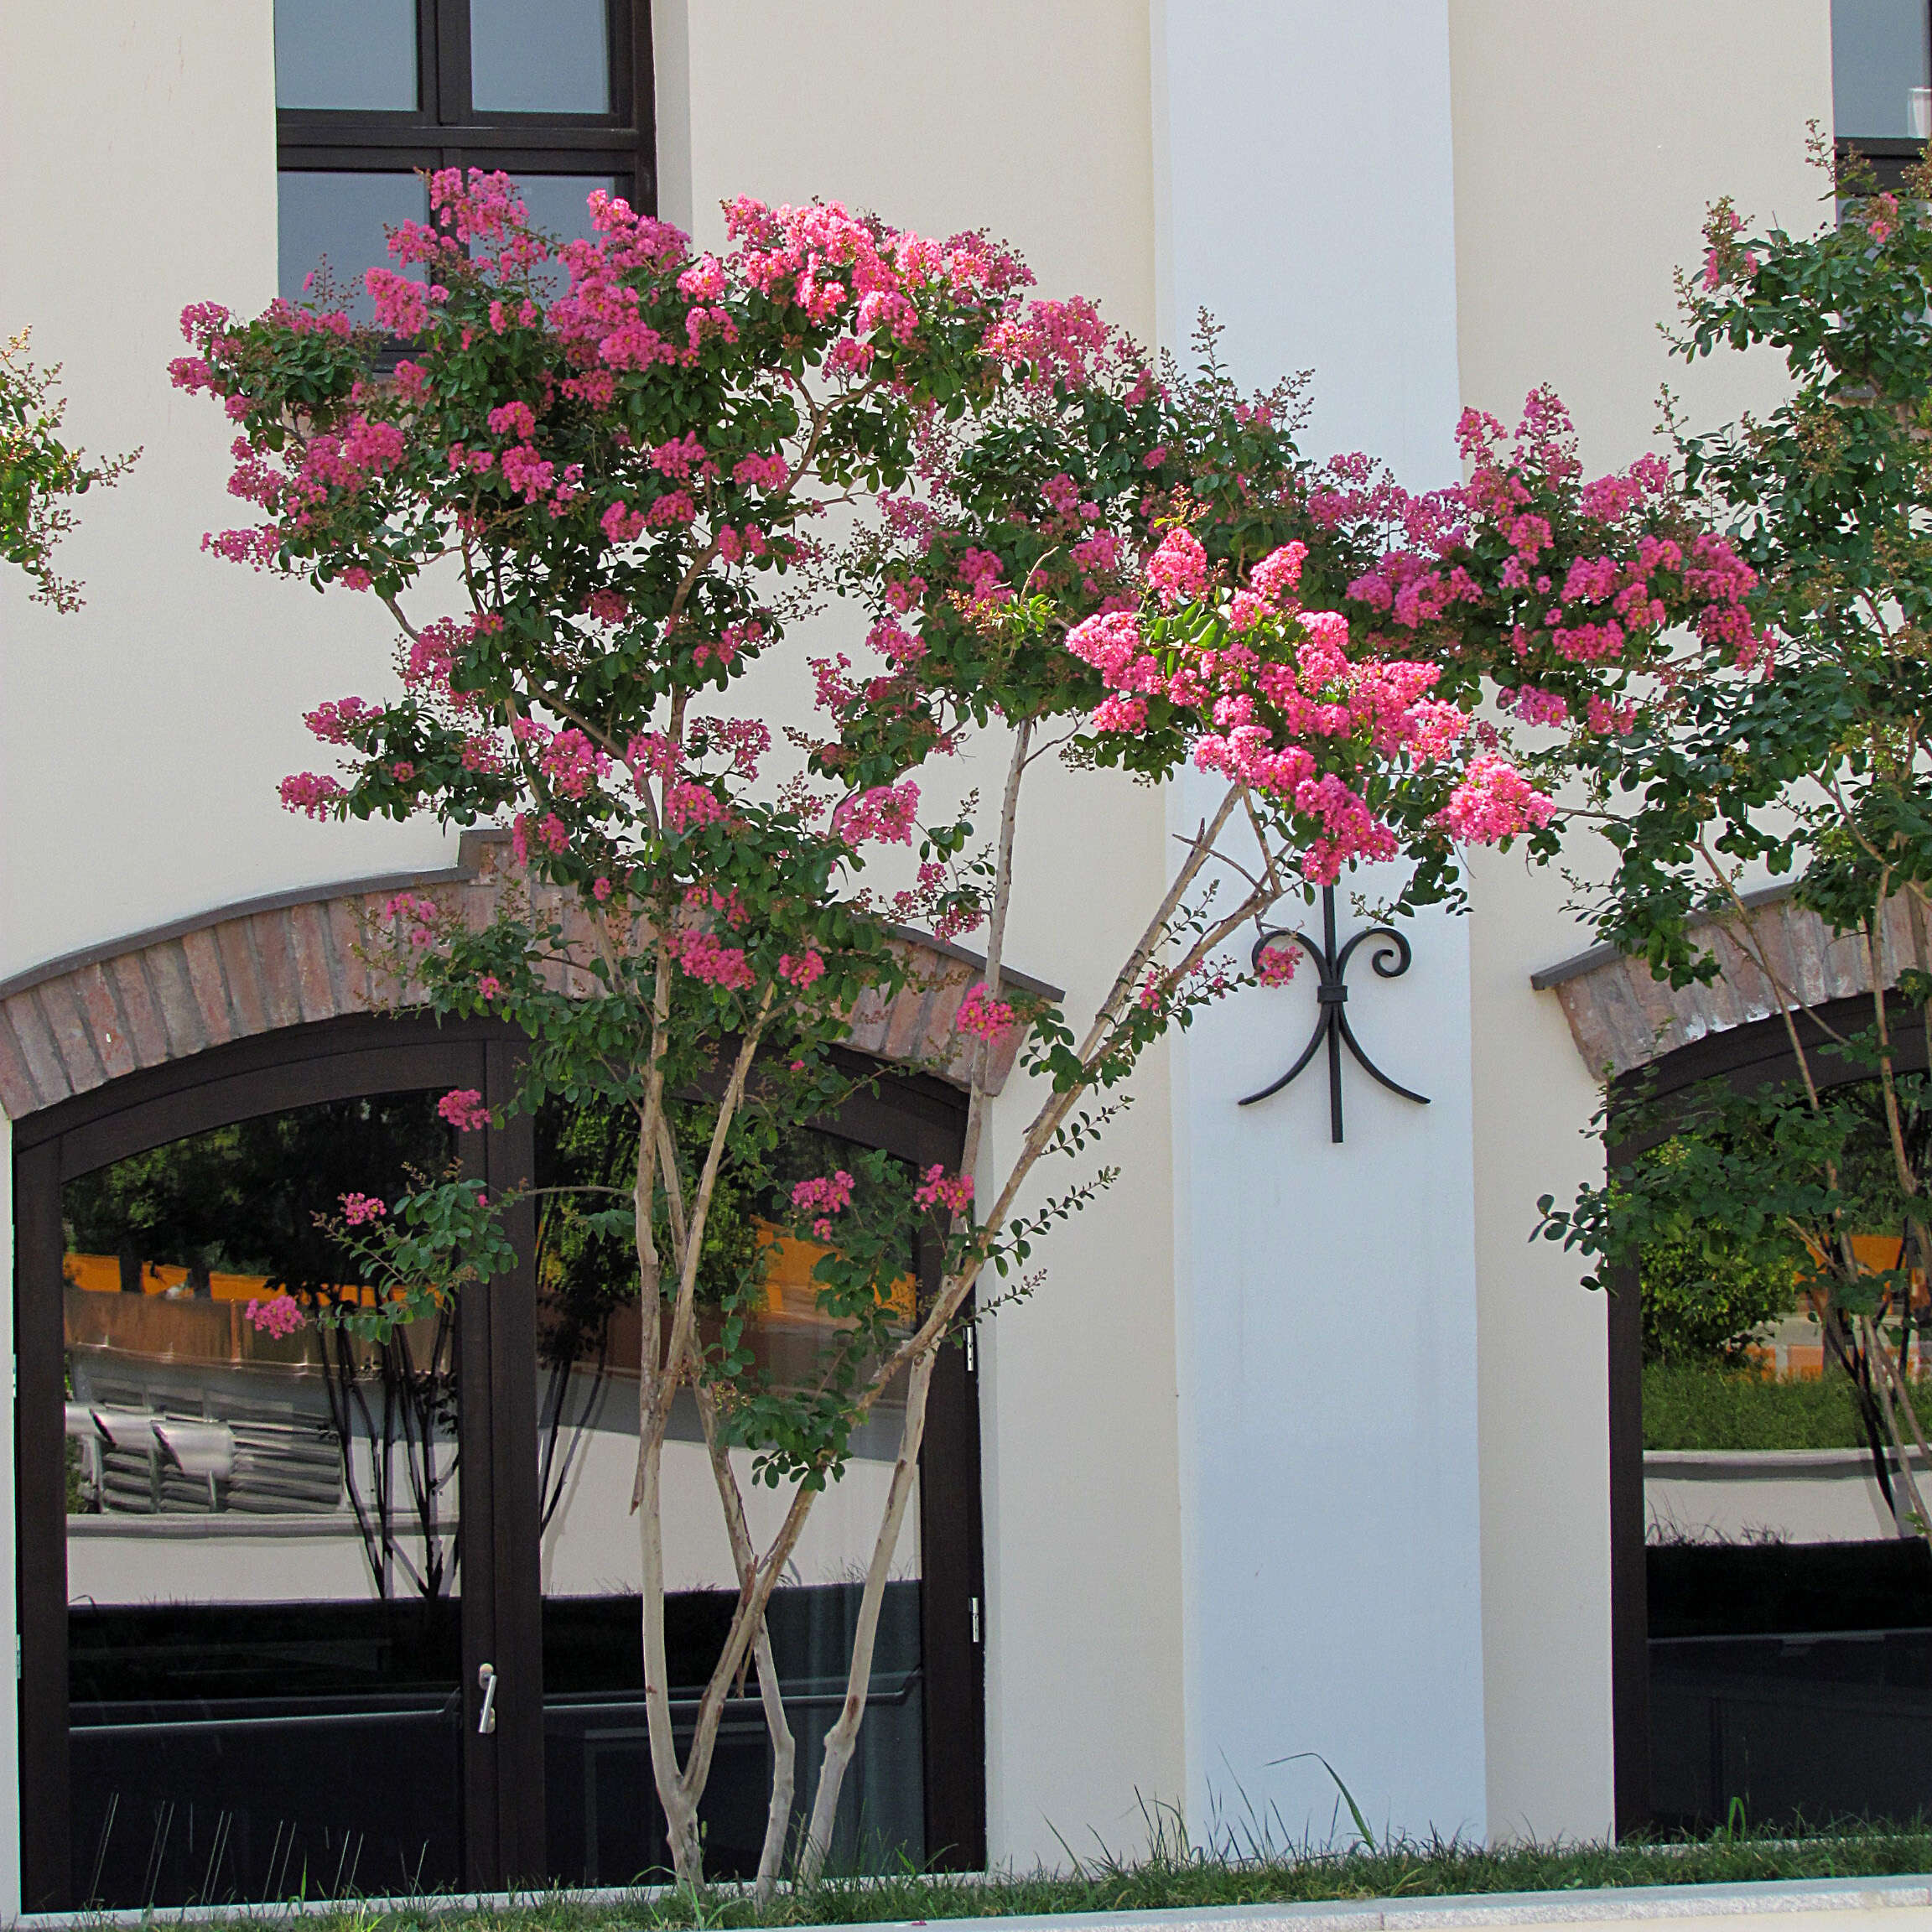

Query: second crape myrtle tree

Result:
[1533,148,1932,1536]
[174,172,1764,1885]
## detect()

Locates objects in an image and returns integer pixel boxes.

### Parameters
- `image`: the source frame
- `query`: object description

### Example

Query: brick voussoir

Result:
[1,872,1037,1114]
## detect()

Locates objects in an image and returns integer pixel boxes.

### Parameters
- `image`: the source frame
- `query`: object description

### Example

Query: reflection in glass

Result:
[1833,0,1932,139]
[273,0,418,111]
[61,1093,464,1907]
[470,0,610,114]
[534,1101,926,1883]
[278,172,428,325]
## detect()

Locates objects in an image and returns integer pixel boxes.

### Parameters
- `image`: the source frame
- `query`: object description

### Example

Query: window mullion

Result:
[434,0,473,125]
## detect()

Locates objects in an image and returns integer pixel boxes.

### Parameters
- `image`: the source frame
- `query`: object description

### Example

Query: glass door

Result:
[14,1022,542,1910]
[14,1020,979,1906]
[528,1084,980,1883]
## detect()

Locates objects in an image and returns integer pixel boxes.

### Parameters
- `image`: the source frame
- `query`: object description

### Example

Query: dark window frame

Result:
[276,0,657,236]
[13,1011,984,1906]
[1834,0,1932,190]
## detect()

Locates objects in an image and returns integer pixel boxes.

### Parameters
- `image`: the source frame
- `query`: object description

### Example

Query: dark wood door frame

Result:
[1605,992,1930,1836]
[13,1012,986,1900]
[13,1013,544,1906]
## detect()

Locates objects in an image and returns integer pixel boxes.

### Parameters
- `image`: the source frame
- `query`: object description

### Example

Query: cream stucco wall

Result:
[1446,0,1834,1840]
[0,1,459,988]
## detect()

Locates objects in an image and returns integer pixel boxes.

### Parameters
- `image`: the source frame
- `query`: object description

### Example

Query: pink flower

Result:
[279,772,346,819]
[957,547,1010,605]
[1145,527,1208,607]
[1437,755,1556,844]
[245,1295,307,1339]
[913,1164,973,1214]
[304,696,383,745]
[792,1169,854,1243]
[1255,943,1299,987]
[486,399,537,442]
[957,984,1015,1041]
[779,949,826,988]
[340,1192,386,1226]
[1249,543,1307,603]
[476,974,503,1001]
[833,781,920,845]
[438,1088,492,1132]
[601,500,646,543]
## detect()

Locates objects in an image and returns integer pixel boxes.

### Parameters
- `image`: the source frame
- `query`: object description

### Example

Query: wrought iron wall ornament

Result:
[1239,884,1429,1142]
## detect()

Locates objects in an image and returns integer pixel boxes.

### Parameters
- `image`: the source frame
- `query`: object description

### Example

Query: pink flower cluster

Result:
[833,781,920,846]
[779,948,827,988]
[913,1165,973,1214]
[1437,754,1557,844]
[340,1192,387,1226]
[792,1168,855,1241]
[305,696,384,745]
[540,727,610,798]
[666,924,754,990]
[1068,536,1551,885]
[957,984,1015,1041]
[438,1088,492,1132]
[245,1294,307,1339]
[280,772,346,819]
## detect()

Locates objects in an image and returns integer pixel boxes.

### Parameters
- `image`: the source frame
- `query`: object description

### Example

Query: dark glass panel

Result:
[274,0,418,112]
[1834,0,1932,139]
[62,1093,464,1907]
[470,0,610,114]
[278,172,428,325]
[532,1098,925,1883]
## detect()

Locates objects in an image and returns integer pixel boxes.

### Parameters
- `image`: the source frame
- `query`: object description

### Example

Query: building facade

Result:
[0,0,1848,1912]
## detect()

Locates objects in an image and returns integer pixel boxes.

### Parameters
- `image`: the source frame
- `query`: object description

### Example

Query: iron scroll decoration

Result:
[1239,884,1429,1143]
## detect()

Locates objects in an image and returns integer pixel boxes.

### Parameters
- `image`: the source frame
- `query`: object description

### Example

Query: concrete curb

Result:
[12,1873,1932,1932]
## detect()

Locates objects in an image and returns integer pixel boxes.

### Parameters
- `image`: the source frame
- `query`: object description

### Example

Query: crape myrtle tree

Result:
[1535,144,1932,1539]
[173,170,1764,1886]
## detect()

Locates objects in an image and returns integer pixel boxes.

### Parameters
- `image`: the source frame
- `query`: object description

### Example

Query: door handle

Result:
[477,1661,498,1735]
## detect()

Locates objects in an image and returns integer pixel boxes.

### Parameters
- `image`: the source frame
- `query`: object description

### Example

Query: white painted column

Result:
[1154,0,1488,1843]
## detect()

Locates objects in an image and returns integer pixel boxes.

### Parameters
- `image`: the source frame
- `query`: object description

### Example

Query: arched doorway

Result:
[6,846,1005,1906]
[1538,888,1932,1832]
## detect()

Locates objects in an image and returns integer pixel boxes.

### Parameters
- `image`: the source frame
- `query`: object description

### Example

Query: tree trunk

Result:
[797,1348,936,1883]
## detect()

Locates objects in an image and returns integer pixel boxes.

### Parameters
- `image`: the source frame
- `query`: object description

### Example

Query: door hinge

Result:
[969,1595,981,1644]
[964,1327,975,1374]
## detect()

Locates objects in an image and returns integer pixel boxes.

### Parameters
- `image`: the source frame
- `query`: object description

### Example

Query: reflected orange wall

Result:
[64,1254,375,1306]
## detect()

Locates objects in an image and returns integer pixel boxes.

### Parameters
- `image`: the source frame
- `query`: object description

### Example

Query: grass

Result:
[1639,1360,1930,1451]
[190,1821,1932,1928]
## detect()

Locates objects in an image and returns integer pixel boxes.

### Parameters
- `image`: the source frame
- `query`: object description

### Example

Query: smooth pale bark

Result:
[696,1384,797,1904]
[796,1349,934,1881]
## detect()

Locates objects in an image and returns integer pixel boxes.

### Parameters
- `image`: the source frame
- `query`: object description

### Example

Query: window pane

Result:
[274,0,418,111]
[1834,0,1932,139]
[470,0,610,113]
[511,174,617,297]
[279,171,428,325]
[533,1102,927,1882]
[62,1093,464,1906]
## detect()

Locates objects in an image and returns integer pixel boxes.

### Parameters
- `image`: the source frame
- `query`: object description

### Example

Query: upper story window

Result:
[274,0,653,325]
[1834,0,1930,184]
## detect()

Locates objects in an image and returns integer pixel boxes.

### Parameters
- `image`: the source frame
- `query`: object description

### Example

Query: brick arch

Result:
[0,830,1040,1121]
[1533,882,1924,1079]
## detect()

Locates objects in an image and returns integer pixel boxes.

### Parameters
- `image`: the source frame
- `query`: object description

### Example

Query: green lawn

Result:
[1640,1361,1929,1451]
[252,1825,1932,1929]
